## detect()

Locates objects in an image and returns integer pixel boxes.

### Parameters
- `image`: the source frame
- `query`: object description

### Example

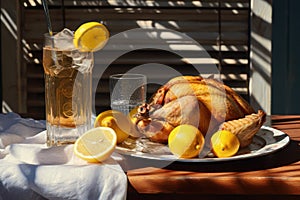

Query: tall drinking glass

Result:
[110,74,147,115]
[43,30,93,146]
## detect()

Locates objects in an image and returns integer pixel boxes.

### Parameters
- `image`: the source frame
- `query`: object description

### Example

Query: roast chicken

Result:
[133,75,266,148]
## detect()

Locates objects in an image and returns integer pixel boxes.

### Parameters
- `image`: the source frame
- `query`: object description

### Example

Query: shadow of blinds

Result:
[19,0,250,119]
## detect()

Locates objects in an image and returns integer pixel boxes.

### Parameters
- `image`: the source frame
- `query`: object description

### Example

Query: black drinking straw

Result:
[42,0,53,36]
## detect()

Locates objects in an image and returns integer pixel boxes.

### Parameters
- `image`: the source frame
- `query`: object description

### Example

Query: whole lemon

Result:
[168,124,205,159]
[211,130,240,158]
[94,110,130,144]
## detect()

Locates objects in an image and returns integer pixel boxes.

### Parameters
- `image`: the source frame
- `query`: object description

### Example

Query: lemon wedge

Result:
[168,124,205,159]
[74,127,117,162]
[73,22,109,52]
[211,130,240,158]
[94,110,130,144]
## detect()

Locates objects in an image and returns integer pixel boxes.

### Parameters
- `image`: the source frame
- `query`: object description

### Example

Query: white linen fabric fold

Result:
[0,113,127,200]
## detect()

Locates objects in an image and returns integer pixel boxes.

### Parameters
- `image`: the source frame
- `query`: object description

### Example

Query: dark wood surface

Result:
[126,115,300,199]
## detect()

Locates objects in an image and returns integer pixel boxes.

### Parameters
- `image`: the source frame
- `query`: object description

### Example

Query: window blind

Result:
[19,0,250,119]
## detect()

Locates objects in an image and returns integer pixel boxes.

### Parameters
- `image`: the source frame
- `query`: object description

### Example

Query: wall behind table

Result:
[16,0,250,119]
[249,0,272,115]
[1,0,19,112]
[272,0,300,114]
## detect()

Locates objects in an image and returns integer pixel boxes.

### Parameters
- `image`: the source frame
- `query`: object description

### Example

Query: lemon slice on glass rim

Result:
[73,22,109,52]
[74,127,117,163]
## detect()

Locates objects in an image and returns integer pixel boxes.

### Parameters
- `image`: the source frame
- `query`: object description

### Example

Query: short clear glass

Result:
[109,74,147,114]
[43,32,93,146]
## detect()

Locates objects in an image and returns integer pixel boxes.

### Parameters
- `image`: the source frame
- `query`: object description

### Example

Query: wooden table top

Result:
[126,115,300,199]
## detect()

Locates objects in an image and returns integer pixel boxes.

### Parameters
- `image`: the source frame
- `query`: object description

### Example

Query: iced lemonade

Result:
[43,29,93,146]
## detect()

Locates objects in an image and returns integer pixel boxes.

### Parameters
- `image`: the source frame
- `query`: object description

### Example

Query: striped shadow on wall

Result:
[18,0,250,119]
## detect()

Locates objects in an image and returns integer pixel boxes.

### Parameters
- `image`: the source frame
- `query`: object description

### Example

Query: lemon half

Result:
[74,127,117,162]
[73,22,109,52]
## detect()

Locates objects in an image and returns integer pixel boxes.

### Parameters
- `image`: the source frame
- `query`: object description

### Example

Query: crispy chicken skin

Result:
[134,75,266,146]
[219,110,266,147]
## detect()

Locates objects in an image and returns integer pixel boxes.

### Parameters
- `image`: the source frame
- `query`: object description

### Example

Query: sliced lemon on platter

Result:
[73,21,109,52]
[211,130,240,158]
[168,124,205,159]
[94,110,130,144]
[74,127,117,162]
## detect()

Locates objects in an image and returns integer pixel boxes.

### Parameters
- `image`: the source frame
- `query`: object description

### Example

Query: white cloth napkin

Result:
[0,113,127,200]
